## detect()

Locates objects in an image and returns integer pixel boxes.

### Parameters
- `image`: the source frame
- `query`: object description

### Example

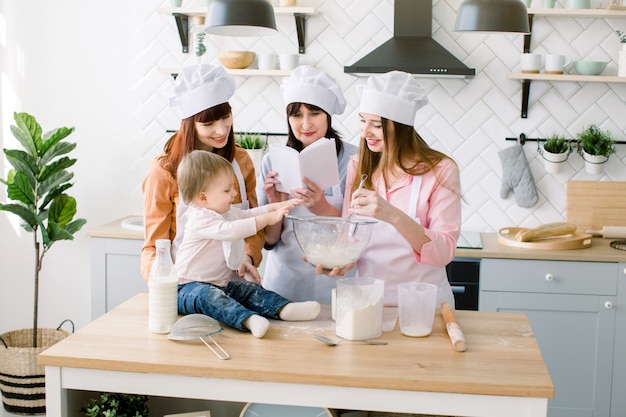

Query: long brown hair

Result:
[160,102,235,177]
[351,118,454,196]
[285,102,343,155]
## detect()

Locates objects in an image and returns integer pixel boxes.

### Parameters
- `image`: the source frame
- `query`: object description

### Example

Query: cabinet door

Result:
[481,290,615,417]
[611,263,626,417]
[91,237,146,319]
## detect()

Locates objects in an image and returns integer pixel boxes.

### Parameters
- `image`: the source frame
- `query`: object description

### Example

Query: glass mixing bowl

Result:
[288,216,377,270]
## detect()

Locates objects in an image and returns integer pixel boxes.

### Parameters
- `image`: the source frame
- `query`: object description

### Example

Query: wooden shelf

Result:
[158,67,292,77]
[158,6,317,54]
[527,7,626,16]
[509,73,626,82]
[513,9,626,117]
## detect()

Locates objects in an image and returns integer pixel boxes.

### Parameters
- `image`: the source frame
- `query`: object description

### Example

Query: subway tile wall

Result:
[137,0,626,232]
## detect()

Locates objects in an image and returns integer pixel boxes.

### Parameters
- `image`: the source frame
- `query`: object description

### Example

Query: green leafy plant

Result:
[0,112,87,347]
[543,134,570,154]
[81,393,149,417]
[235,132,266,150]
[616,29,626,44]
[577,124,616,157]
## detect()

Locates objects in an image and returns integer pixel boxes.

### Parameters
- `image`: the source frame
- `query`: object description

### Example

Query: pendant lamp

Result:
[205,0,278,37]
[455,0,530,33]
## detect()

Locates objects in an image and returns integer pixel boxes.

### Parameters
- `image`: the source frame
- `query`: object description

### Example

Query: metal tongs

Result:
[168,314,230,360]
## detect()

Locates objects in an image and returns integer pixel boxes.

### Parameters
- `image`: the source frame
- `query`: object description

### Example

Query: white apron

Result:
[356,176,455,308]
[262,183,352,303]
[172,159,249,261]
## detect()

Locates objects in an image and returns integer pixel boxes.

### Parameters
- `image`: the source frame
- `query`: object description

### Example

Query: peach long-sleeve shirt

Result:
[141,146,263,281]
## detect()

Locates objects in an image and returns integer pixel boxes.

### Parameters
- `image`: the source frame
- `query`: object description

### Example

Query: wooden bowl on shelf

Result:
[217,51,256,69]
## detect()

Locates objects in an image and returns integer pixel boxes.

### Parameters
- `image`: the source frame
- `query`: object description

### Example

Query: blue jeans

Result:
[177,281,291,332]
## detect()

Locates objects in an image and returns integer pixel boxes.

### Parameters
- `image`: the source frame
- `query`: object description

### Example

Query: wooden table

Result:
[39,294,553,417]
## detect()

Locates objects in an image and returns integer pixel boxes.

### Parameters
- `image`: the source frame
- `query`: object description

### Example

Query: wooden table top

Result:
[39,294,553,399]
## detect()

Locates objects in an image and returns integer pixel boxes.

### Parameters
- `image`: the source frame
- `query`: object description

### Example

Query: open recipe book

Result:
[268,138,340,193]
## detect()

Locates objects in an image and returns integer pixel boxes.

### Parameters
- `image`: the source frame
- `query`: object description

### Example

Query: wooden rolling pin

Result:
[586,226,626,239]
[440,302,466,352]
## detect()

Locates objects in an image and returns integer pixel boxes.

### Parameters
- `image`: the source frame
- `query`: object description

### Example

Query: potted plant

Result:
[0,112,86,414]
[576,124,616,175]
[540,133,570,174]
[82,392,149,417]
[235,132,267,176]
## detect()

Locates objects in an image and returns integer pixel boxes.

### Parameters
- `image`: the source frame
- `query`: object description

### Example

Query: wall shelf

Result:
[513,9,626,118]
[158,6,317,54]
[158,67,292,78]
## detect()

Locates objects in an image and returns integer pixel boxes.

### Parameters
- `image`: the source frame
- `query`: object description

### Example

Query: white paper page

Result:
[268,144,302,193]
[269,139,340,193]
[299,139,340,190]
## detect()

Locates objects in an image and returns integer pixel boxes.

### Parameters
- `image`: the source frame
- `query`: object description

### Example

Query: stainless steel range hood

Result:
[344,0,475,78]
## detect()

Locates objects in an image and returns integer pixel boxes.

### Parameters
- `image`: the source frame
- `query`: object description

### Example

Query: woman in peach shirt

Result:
[141,64,263,282]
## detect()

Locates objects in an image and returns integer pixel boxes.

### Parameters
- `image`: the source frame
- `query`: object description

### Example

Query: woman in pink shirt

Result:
[342,71,462,307]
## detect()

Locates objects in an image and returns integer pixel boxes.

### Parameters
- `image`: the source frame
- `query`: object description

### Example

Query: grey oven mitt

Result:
[498,145,538,208]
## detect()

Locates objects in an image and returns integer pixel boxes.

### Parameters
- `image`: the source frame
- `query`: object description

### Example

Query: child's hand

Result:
[268,198,302,213]
[266,206,291,226]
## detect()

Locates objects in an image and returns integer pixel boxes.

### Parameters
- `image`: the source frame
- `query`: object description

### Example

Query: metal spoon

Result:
[313,333,387,346]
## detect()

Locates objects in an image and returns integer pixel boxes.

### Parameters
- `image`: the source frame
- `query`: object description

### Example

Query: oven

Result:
[445,257,480,311]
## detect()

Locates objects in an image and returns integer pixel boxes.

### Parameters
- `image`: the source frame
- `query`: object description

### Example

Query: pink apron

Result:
[356,176,455,308]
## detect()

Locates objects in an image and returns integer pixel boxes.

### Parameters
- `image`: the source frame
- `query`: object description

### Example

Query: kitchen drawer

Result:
[481,258,618,295]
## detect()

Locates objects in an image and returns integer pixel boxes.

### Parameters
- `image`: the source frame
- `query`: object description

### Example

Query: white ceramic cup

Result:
[521,53,542,74]
[545,54,571,74]
[279,53,300,71]
[397,282,437,337]
[258,53,278,70]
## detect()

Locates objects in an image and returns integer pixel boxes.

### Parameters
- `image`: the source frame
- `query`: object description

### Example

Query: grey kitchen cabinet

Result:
[480,258,618,417]
[90,236,146,320]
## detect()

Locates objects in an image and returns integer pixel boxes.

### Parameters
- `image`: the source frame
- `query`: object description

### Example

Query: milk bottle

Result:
[148,239,178,334]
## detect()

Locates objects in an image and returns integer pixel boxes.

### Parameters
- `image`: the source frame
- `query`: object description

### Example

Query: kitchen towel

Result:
[499,145,538,208]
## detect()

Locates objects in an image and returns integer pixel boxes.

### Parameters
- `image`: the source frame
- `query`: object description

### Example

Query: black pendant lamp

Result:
[455,0,530,33]
[205,0,278,37]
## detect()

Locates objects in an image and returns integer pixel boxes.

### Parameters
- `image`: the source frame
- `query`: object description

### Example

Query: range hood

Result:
[344,0,475,78]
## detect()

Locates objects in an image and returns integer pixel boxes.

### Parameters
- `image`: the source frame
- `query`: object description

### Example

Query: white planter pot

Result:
[246,149,265,176]
[541,147,569,174]
[582,150,608,175]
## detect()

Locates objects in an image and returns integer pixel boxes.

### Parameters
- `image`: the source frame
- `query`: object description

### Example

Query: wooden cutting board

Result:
[498,227,593,250]
[566,181,626,233]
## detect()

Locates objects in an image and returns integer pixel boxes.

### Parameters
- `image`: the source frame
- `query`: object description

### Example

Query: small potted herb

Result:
[576,124,616,175]
[541,133,570,174]
[235,132,267,175]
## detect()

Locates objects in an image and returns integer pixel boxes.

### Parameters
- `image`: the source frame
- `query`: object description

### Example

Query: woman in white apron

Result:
[342,71,462,308]
[141,64,263,282]
[258,66,357,303]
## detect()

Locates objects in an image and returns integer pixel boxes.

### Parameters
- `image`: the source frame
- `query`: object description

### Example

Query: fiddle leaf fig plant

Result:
[0,112,87,347]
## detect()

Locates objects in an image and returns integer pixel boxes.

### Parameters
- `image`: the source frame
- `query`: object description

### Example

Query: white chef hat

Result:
[168,64,236,119]
[357,71,428,126]
[280,65,347,116]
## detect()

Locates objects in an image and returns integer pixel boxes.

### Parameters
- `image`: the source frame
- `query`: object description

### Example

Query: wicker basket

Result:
[0,325,71,415]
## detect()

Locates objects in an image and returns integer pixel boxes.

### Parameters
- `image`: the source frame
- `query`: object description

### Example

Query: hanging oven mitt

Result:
[498,145,538,208]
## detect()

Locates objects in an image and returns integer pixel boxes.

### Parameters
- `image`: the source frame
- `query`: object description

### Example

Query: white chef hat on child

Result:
[280,65,347,116]
[168,64,236,119]
[357,71,428,126]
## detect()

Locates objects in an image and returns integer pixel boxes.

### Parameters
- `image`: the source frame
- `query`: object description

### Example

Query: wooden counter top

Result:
[87,216,143,240]
[40,294,553,400]
[456,233,626,262]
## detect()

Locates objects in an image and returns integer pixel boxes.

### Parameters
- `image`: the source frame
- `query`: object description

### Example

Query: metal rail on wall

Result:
[506,133,626,145]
